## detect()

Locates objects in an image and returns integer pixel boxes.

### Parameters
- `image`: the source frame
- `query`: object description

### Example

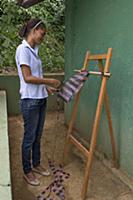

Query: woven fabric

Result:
[58,71,89,103]
[36,160,70,200]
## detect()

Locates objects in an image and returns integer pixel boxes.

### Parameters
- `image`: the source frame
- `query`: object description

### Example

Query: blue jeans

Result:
[20,98,47,174]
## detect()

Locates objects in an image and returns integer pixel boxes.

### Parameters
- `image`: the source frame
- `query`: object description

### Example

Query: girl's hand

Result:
[50,79,61,88]
[46,86,58,95]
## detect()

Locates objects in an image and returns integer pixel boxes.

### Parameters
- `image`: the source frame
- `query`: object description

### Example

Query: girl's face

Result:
[33,28,46,44]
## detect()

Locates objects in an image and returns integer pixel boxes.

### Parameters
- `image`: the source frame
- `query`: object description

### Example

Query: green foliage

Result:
[0,0,65,72]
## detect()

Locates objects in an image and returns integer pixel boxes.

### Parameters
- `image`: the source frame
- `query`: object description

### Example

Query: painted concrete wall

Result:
[0,73,64,115]
[65,0,133,176]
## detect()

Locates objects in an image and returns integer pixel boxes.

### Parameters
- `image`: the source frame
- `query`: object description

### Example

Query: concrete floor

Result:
[8,112,133,200]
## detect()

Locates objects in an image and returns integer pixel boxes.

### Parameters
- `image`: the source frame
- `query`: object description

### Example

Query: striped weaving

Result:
[58,70,89,103]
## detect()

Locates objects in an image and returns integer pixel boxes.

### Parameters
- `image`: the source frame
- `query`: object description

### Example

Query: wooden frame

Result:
[63,48,118,200]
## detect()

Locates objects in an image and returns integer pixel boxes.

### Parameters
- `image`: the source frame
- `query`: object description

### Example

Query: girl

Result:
[15,18,61,186]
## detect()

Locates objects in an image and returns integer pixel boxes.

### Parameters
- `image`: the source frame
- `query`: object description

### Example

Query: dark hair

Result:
[19,18,46,38]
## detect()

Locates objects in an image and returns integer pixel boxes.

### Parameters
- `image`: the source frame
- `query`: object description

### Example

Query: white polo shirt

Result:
[15,40,48,99]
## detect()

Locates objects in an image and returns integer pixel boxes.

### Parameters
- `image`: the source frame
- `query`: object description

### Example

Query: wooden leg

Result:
[104,91,118,168]
[63,91,81,165]
[98,60,118,168]
[81,150,94,200]
[81,77,107,200]
[63,133,71,166]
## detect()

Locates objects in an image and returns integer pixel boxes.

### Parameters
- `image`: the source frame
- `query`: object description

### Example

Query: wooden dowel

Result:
[74,70,111,77]
[89,71,111,77]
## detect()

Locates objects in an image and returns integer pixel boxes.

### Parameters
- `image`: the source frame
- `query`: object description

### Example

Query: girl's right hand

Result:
[50,79,61,88]
[46,86,58,95]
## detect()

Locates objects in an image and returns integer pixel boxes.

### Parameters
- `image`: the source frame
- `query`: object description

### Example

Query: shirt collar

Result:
[22,39,39,56]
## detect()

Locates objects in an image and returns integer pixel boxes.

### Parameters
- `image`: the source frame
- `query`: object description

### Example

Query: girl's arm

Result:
[21,65,61,88]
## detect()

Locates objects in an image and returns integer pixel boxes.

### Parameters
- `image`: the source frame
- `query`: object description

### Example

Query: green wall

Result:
[0,75,20,115]
[0,73,64,115]
[65,0,133,176]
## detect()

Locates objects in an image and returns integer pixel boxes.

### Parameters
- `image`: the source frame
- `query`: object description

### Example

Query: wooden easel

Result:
[63,48,118,200]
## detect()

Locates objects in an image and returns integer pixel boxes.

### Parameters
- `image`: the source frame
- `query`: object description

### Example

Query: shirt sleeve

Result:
[18,46,31,67]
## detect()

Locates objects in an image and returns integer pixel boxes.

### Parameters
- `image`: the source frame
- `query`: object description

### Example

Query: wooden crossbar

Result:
[69,135,90,157]
[63,48,118,200]
[88,54,107,60]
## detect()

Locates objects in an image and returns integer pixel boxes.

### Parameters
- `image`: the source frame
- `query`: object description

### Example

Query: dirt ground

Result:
[8,112,133,200]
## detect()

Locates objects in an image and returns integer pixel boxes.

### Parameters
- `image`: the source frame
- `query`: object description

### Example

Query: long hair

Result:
[19,18,46,38]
